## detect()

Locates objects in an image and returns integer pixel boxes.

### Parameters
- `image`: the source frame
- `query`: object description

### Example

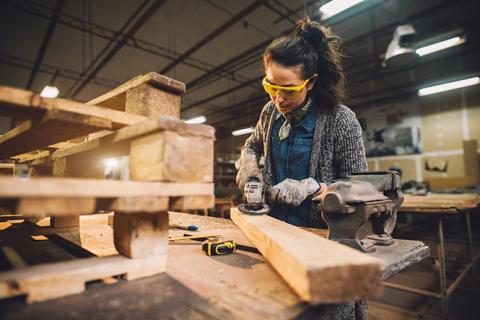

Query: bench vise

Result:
[321,171,403,253]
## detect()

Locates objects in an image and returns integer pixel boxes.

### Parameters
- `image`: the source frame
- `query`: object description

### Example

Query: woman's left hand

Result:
[311,183,328,202]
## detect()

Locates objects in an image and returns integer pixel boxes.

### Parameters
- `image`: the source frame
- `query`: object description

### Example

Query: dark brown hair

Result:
[263,16,345,109]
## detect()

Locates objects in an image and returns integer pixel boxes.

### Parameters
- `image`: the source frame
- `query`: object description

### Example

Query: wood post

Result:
[113,212,168,259]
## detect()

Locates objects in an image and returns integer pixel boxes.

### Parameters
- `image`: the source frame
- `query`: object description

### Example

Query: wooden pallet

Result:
[0,72,214,303]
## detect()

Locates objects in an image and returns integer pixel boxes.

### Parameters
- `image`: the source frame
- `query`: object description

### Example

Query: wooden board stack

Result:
[0,72,215,302]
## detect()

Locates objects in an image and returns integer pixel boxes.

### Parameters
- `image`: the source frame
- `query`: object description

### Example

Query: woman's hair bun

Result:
[295,17,327,49]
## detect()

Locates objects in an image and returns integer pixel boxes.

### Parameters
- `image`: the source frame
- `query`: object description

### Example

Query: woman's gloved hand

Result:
[312,182,329,202]
[235,150,263,191]
[268,177,320,207]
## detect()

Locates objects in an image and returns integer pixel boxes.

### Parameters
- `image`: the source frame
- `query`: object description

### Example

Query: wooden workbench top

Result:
[1,212,429,319]
[400,193,480,214]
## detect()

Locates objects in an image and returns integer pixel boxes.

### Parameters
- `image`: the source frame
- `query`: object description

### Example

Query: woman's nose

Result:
[274,94,285,105]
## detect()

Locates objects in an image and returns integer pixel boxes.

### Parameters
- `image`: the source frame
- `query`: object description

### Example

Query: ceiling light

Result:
[319,0,364,20]
[416,36,465,56]
[184,115,207,124]
[232,127,254,136]
[418,77,480,96]
[40,85,59,98]
[384,24,417,67]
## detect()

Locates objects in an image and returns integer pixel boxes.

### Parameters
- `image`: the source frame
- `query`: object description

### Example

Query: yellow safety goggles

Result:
[262,76,313,100]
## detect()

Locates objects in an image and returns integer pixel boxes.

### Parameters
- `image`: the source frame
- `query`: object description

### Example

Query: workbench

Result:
[1,212,429,319]
[393,193,480,319]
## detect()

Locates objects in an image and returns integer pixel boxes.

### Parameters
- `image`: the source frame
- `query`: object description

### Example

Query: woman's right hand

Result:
[235,151,263,191]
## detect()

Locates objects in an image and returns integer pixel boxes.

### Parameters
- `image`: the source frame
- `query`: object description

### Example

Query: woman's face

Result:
[264,62,314,114]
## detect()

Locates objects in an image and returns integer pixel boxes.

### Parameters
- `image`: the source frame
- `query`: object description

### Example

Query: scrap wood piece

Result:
[230,207,384,304]
[0,254,167,303]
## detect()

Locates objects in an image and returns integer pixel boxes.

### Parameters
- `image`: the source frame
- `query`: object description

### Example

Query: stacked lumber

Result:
[0,72,215,302]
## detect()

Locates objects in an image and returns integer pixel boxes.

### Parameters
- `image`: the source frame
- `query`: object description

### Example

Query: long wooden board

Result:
[0,86,147,126]
[230,207,384,304]
[0,109,112,159]
[0,177,213,198]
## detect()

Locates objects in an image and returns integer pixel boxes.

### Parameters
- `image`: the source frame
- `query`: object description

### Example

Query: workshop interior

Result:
[0,0,479,319]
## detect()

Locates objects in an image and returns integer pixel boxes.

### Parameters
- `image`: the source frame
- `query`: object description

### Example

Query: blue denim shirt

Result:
[270,103,318,226]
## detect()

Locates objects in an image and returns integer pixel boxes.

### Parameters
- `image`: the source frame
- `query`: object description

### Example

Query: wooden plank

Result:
[87,72,185,111]
[30,115,215,168]
[0,109,112,159]
[0,86,147,127]
[0,177,213,198]
[0,254,167,303]
[230,207,384,304]
[130,131,214,182]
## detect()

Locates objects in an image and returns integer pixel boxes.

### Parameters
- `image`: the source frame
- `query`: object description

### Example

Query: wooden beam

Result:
[230,208,384,304]
[87,72,185,111]
[129,130,214,182]
[0,86,147,127]
[0,109,112,159]
[0,177,213,198]
[114,212,168,258]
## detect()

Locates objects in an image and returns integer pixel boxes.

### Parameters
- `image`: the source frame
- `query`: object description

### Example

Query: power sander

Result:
[237,177,271,215]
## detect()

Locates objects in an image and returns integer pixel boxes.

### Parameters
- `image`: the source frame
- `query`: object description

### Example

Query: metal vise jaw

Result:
[321,171,403,253]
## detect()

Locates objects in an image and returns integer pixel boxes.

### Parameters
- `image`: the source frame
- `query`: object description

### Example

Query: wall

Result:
[355,85,480,183]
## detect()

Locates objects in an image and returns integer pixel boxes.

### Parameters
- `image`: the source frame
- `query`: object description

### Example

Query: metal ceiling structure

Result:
[0,0,478,149]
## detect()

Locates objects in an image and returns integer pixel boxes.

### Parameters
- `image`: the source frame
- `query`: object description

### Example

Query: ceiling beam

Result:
[3,0,251,87]
[26,0,65,90]
[68,0,166,98]
[183,0,461,115]
[160,0,266,75]
[0,52,121,90]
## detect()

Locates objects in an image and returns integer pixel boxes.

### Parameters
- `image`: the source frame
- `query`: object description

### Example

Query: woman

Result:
[235,16,369,320]
[236,17,367,228]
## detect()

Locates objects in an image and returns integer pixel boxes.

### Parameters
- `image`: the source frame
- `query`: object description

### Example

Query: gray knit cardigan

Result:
[242,100,368,227]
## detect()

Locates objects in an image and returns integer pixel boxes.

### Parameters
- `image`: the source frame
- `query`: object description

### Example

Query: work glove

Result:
[235,150,263,191]
[268,177,320,207]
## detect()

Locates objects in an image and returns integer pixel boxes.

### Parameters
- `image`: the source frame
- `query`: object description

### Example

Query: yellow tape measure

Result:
[202,238,236,256]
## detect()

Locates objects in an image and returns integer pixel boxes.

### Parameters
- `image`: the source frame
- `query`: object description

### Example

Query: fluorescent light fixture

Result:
[40,85,59,98]
[416,36,465,56]
[319,0,364,20]
[232,127,254,136]
[418,77,480,96]
[184,115,207,124]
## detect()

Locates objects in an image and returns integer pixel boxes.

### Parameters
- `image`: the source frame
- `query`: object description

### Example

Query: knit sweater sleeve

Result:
[333,105,368,178]
[241,102,273,159]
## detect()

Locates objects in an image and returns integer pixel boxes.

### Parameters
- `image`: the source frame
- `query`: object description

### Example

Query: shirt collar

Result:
[274,101,317,133]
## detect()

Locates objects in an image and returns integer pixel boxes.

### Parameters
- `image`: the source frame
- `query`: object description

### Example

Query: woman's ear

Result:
[306,74,318,91]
